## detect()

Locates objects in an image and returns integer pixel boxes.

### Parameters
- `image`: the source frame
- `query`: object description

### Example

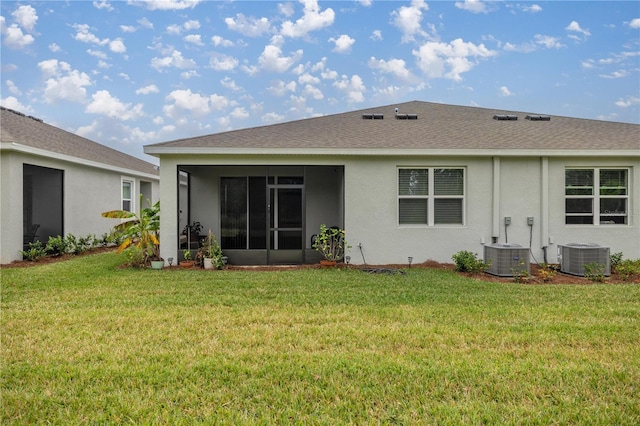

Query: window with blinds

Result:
[398,168,464,226]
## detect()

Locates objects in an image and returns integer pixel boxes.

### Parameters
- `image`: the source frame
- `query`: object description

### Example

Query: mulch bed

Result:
[3,251,638,284]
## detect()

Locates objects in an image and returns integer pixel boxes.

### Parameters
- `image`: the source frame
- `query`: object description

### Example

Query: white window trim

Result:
[398,167,466,227]
[121,177,135,213]
[565,167,630,226]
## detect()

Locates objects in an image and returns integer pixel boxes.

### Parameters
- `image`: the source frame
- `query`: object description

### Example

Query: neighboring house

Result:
[144,101,639,266]
[0,107,160,264]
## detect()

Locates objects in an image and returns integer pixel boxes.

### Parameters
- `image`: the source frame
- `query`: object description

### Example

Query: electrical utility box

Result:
[484,243,530,277]
[558,243,610,276]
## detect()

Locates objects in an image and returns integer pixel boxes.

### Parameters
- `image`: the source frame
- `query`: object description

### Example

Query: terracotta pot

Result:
[320,259,337,267]
[180,260,194,269]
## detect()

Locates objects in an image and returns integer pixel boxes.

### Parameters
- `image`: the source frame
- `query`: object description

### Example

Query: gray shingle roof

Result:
[1,107,159,176]
[145,101,639,154]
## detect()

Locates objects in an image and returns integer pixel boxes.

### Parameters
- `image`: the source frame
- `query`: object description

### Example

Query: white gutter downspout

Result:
[541,157,550,262]
[492,157,501,243]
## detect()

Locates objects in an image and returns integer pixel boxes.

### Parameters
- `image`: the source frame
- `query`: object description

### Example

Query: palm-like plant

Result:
[102,195,160,266]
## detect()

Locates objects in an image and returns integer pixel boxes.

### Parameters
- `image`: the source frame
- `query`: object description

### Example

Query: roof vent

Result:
[395,113,418,120]
[525,115,551,121]
[493,114,518,121]
[362,113,384,120]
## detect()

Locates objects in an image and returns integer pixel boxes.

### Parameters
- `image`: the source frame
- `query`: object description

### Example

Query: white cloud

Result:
[151,49,197,71]
[629,18,640,29]
[230,107,250,119]
[413,38,497,81]
[599,70,629,79]
[0,96,33,113]
[37,59,92,104]
[212,35,234,47]
[258,43,303,72]
[1,15,35,49]
[225,13,272,37]
[209,53,239,71]
[184,20,200,31]
[120,25,137,33]
[163,89,229,118]
[261,111,285,124]
[130,0,201,11]
[370,30,382,41]
[138,17,154,29]
[534,34,564,49]
[1,24,35,49]
[329,34,355,53]
[87,49,108,59]
[166,24,182,35]
[333,74,366,103]
[109,38,127,53]
[184,34,204,46]
[220,77,241,91]
[455,0,488,14]
[49,43,61,52]
[180,70,200,79]
[368,57,415,82]
[303,84,323,99]
[86,90,144,120]
[299,72,320,85]
[566,21,590,41]
[499,86,512,96]
[93,1,114,12]
[280,0,335,38]
[5,80,21,95]
[614,96,640,107]
[522,4,542,13]
[12,5,38,32]
[73,23,109,46]
[268,80,297,96]
[391,0,430,43]
[136,84,159,95]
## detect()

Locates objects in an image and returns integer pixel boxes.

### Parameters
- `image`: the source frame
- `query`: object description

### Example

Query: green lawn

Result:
[2,251,639,424]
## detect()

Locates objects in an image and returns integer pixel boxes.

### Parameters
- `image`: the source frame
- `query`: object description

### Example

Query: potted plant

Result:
[312,224,350,266]
[180,249,194,268]
[200,229,224,270]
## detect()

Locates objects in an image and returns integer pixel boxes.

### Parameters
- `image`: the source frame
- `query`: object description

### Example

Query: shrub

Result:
[610,252,623,270]
[583,262,606,283]
[538,263,557,283]
[20,241,47,261]
[45,235,68,256]
[615,259,640,282]
[452,250,490,274]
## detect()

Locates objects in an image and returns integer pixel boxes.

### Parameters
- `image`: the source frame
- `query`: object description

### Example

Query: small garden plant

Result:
[583,262,607,283]
[451,250,490,274]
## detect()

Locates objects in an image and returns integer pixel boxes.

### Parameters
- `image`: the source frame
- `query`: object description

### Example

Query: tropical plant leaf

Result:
[101,210,137,219]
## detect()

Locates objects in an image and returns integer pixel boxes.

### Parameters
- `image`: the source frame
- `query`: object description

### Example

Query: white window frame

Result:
[121,177,135,212]
[398,167,465,227]
[565,167,629,225]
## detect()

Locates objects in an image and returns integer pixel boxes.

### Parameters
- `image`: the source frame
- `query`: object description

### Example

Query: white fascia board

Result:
[1,142,159,180]
[143,145,638,158]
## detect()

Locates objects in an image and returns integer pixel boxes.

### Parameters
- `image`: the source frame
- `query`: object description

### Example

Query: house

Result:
[0,107,160,264]
[143,100,639,266]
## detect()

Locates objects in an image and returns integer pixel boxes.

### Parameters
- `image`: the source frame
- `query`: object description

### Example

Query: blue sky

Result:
[1,0,639,163]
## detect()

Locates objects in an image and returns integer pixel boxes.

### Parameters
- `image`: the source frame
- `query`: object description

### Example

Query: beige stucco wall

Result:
[156,153,639,266]
[0,150,159,264]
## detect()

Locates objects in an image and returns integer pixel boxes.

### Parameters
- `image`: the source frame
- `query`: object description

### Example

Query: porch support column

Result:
[159,162,178,265]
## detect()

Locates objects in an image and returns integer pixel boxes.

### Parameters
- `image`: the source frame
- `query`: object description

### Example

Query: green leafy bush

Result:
[20,241,47,261]
[45,235,68,256]
[583,262,606,282]
[615,259,640,282]
[452,250,490,274]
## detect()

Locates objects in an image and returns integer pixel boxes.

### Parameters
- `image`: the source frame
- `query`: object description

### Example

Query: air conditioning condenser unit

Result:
[484,243,530,277]
[558,243,610,276]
